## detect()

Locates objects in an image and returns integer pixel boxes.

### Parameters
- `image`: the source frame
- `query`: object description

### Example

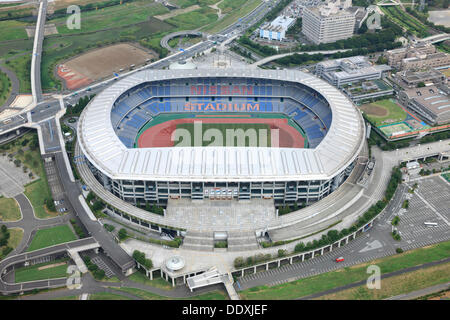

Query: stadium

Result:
[77,68,365,215]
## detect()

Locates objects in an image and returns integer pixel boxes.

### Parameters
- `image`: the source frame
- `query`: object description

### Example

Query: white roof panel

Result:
[78,69,365,182]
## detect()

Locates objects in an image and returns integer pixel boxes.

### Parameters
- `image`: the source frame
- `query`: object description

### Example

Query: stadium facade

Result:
[78,69,365,207]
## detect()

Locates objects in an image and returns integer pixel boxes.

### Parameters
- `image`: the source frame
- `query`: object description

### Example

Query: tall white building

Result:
[302,0,356,44]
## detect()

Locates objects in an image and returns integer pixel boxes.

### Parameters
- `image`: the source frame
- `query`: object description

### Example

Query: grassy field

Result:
[239,240,450,300]
[89,292,132,300]
[381,6,430,37]
[7,228,23,250]
[359,99,407,127]
[0,20,29,42]
[0,197,21,222]
[166,6,218,30]
[15,259,68,283]
[128,270,173,290]
[53,1,169,35]
[175,122,271,147]
[24,179,56,219]
[26,225,77,252]
[317,262,450,300]
[114,287,228,300]
[41,19,173,90]
[3,54,31,93]
[202,0,262,33]
[0,68,11,106]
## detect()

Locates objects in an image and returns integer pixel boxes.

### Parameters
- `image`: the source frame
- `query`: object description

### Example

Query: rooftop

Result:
[78,69,365,182]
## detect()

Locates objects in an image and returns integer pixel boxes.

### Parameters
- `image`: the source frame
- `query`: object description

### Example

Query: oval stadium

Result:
[77,68,366,246]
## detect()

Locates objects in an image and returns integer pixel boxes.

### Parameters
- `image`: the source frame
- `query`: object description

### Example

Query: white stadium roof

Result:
[78,69,365,182]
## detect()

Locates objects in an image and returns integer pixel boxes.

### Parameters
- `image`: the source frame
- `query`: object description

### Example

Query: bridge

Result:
[0,238,99,294]
[251,49,352,67]
[31,0,47,105]
[417,33,450,44]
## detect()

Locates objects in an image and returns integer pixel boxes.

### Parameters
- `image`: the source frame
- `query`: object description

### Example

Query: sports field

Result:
[135,113,307,148]
[359,99,434,139]
[359,99,407,127]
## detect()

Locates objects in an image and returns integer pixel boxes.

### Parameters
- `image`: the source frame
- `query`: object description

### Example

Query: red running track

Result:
[137,118,305,148]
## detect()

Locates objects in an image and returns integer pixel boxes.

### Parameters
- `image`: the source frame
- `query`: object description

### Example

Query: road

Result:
[31,0,47,104]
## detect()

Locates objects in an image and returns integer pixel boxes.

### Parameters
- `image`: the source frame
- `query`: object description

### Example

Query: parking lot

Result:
[398,176,450,250]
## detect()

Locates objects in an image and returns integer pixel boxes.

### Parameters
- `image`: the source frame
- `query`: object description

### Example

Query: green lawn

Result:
[381,6,430,37]
[41,19,173,91]
[0,68,11,106]
[54,1,169,35]
[359,99,408,127]
[114,287,228,300]
[166,6,218,30]
[24,179,55,219]
[26,225,77,252]
[317,262,450,300]
[7,228,23,250]
[15,259,68,283]
[202,0,262,33]
[0,197,21,222]
[89,292,132,300]
[240,240,450,300]
[3,54,30,93]
[128,270,173,290]
[0,20,28,42]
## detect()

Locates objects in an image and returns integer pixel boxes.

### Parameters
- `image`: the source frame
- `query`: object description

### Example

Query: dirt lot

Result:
[58,43,156,89]
[359,104,388,117]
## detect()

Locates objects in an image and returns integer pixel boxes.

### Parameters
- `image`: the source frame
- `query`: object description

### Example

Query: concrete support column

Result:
[171,277,175,287]
[289,257,293,264]
[329,245,333,252]
[320,248,324,255]
[277,260,280,267]
[312,251,315,259]
[253,266,256,274]
[183,275,186,284]
[266,263,269,271]
[241,269,244,277]
[301,254,304,262]
[150,270,153,280]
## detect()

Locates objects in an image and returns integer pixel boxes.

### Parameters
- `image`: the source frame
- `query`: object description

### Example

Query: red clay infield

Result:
[137,118,305,148]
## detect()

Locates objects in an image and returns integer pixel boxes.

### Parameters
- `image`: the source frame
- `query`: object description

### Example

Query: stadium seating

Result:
[111,79,334,149]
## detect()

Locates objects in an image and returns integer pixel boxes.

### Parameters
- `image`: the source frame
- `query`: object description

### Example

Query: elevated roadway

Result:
[0,238,98,294]
[31,0,47,105]
[251,49,352,67]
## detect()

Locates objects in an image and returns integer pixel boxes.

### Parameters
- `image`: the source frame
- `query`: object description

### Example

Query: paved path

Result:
[0,63,20,111]
[299,257,450,300]
[2,193,70,254]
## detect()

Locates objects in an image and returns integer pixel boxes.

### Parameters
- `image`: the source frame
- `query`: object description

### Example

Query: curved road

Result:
[2,193,71,254]
[160,31,206,53]
[0,63,20,111]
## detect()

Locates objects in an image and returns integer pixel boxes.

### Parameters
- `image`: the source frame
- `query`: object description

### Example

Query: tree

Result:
[92,201,104,211]
[118,228,127,241]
